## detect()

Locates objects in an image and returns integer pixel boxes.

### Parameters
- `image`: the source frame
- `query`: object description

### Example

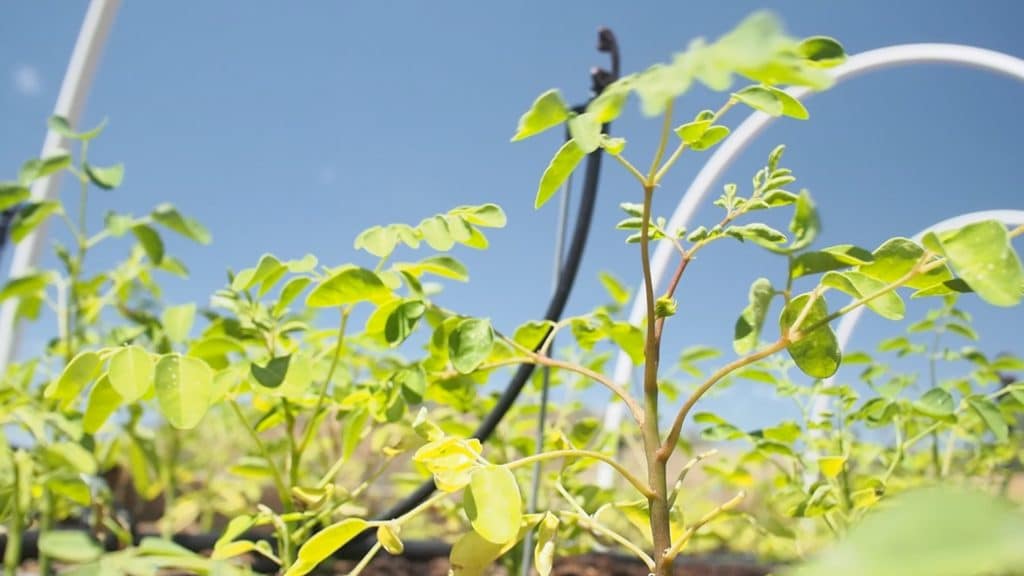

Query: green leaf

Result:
[726,222,788,247]
[385,300,426,345]
[780,191,819,253]
[10,201,59,243]
[512,320,554,350]
[798,36,847,67]
[152,203,211,244]
[780,293,841,378]
[922,221,1023,307]
[251,355,291,389]
[306,267,391,308]
[418,215,455,251]
[83,375,123,434]
[858,237,953,290]
[48,115,107,140]
[448,318,494,374]
[274,277,312,316]
[162,303,196,343]
[37,152,72,178]
[287,518,369,576]
[689,125,730,151]
[790,487,1024,576]
[395,255,469,282]
[536,140,585,209]
[46,351,102,408]
[0,272,51,302]
[675,118,712,145]
[44,442,97,475]
[0,182,30,211]
[453,203,507,228]
[734,278,774,354]
[354,225,399,258]
[817,456,846,479]
[821,271,905,320]
[38,531,102,564]
[132,224,164,265]
[84,163,125,189]
[586,81,629,123]
[790,245,874,278]
[108,345,155,402]
[154,354,214,430]
[534,512,559,576]
[733,85,784,116]
[599,272,630,305]
[464,466,522,544]
[449,530,506,576]
[377,523,404,555]
[511,89,571,141]
[966,396,1009,442]
[770,87,809,119]
[913,388,955,422]
[568,112,602,153]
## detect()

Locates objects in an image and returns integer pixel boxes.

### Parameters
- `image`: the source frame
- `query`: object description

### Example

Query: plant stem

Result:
[612,153,648,185]
[647,101,675,181]
[230,400,293,513]
[295,308,350,479]
[3,457,22,576]
[664,491,746,561]
[638,181,672,575]
[348,542,383,576]
[661,339,788,458]
[560,511,656,570]
[505,449,653,498]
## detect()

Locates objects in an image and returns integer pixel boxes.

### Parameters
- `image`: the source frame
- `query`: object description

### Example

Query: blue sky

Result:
[2,2,1023,426]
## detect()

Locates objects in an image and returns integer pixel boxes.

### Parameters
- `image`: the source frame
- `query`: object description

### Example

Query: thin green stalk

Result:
[505,449,653,498]
[347,542,383,576]
[3,461,22,576]
[230,400,293,513]
[647,101,675,181]
[560,510,656,570]
[296,308,350,466]
[664,491,746,561]
[638,181,672,576]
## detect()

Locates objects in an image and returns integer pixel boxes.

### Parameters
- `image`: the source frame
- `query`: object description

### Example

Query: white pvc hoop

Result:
[598,44,1024,486]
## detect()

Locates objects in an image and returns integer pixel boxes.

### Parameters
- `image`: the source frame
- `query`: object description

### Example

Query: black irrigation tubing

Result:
[0,28,622,573]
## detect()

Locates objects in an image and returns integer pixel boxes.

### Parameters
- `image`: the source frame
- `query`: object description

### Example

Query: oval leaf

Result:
[288,518,369,576]
[448,318,494,374]
[780,293,841,378]
[464,465,522,544]
[154,354,214,430]
[108,345,155,402]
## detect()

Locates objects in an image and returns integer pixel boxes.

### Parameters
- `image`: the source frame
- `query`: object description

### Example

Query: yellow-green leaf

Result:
[46,351,102,409]
[83,375,123,434]
[464,465,522,544]
[536,140,585,209]
[108,345,154,402]
[780,293,841,379]
[511,89,571,142]
[818,456,846,479]
[154,354,214,430]
[287,518,368,576]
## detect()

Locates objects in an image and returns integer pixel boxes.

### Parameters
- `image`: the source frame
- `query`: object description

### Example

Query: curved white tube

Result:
[598,44,1024,486]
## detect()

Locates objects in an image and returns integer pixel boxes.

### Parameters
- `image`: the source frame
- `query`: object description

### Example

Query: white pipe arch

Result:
[598,43,1024,486]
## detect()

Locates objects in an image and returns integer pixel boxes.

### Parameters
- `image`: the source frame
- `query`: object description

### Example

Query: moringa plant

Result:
[2,11,1023,576]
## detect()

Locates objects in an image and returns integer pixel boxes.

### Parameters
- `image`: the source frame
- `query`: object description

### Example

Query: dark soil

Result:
[333,552,772,576]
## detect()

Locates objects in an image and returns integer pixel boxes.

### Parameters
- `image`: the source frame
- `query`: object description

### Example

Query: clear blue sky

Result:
[2,2,1023,426]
